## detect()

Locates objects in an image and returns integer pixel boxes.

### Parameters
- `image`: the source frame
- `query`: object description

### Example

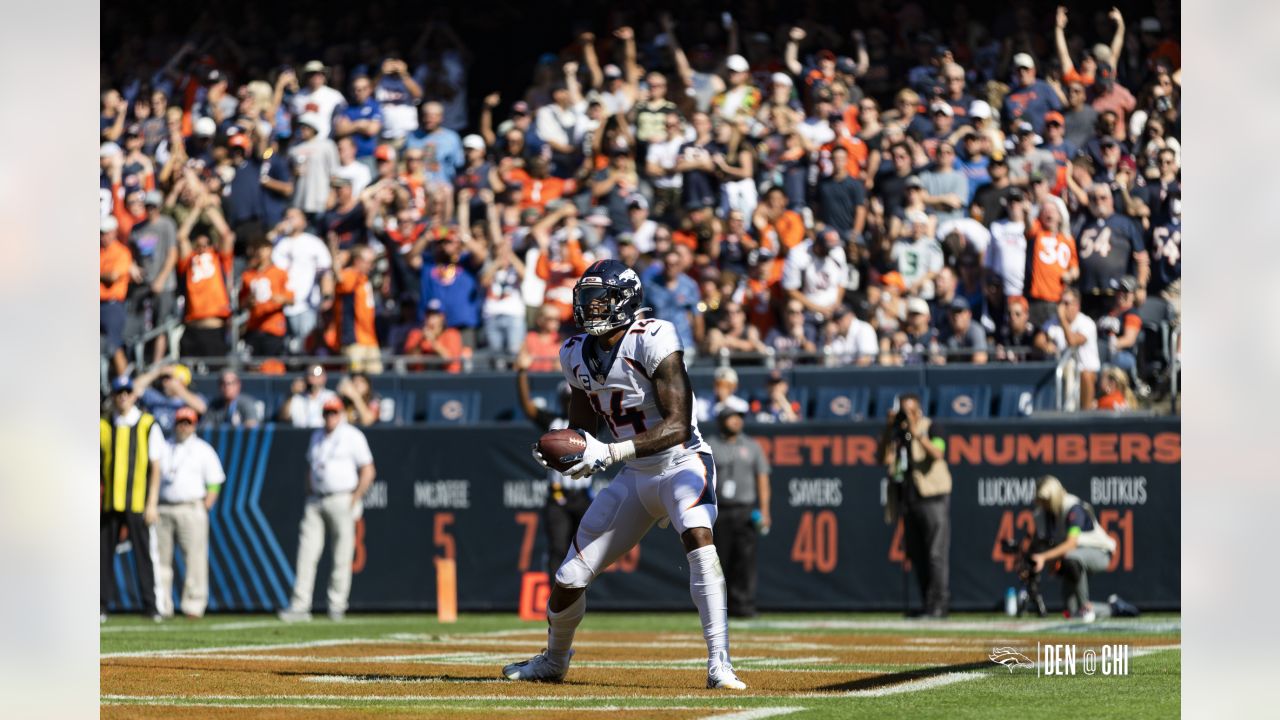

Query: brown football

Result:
[537,429,587,472]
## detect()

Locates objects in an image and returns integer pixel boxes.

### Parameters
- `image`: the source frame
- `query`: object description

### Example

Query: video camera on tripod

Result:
[1001,533,1054,617]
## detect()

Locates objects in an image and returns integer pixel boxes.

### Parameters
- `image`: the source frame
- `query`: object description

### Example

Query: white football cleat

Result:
[502,648,574,682]
[707,663,748,690]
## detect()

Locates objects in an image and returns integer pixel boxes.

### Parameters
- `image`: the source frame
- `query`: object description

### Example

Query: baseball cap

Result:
[836,56,857,74]
[1012,53,1035,70]
[1013,120,1035,136]
[100,216,119,233]
[168,364,193,387]
[881,271,907,291]
[604,64,623,79]
[930,100,954,117]
[100,142,123,158]
[627,195,649,211]
[205,68,224,85]
[194,117,217,137]
[1095,62,1116,87]
[713,366,739,385]
[905,176,925,190]
[906,210,929,225]
[228,133,252,151]
[726,54,750,73]
[303,60,327,75]
[322,397,345,413]
[1100,136,1120,148]
[817,49,837,63]
[110,375,134,394]
[968,100,992,120]
[717,405,746,422]
[424,298,445,315]
[770,72,793,87]
[1044,111,1065,126]
[125,123,142,138]
[512,100,530,115]
[1140,17,1161,33]
[585,207,612,226]
[175,407,199,424]
[143,190,164,207]
[615,232,635,245]
[462,134,486,151]
[907,297,931,316]
[948,296,971,313]
[297,113,322,132]
[374,145,397,163]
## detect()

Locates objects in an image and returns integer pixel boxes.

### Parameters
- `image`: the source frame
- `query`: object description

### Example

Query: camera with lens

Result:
[1001,534,1054,617]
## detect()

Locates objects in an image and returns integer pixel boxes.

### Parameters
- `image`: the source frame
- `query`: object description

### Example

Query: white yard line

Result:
[101,696,713,711]
[698,708,805,720]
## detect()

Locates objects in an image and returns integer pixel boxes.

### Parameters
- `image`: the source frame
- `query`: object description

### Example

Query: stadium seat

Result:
[873,386,929,419]
[812,387,872,420]
[377,391,415,426]
[426,391,481,424]
[997,385,1037,417]
[934,385,991,419]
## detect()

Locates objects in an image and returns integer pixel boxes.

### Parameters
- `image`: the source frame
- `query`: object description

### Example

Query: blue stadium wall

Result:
[108,416,1180,613]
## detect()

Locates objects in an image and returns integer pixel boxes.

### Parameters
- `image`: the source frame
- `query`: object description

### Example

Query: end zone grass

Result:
[101,612,1179,718]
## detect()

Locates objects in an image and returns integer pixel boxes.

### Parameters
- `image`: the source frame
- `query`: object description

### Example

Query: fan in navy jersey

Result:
[1072,186,1149,319]
[503,259,746,691]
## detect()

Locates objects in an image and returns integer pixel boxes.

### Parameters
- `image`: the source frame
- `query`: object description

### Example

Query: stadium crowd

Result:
[100,1,1180,411]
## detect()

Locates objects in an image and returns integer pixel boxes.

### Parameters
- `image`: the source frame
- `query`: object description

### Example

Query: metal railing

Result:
[1054,348,1081,412]
[1169,326,1181,412]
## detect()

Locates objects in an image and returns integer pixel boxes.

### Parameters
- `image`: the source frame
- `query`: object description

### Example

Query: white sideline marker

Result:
[697,708,805,720]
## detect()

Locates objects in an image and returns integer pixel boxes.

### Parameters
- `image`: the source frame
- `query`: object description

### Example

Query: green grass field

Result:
[101,612,1180,718]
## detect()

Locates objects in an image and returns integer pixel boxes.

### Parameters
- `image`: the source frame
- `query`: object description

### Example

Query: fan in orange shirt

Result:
[100,215,134,376]
[239,241,294,359]
[741,251,782,336]
[1024,204,1079,327]
[531,205,589,322]
[325,246,382,374]
[176,193,235,358]
[752,187,806,259]
[505,156,574,212]
[404,299,463,373]
[520,304,564,372]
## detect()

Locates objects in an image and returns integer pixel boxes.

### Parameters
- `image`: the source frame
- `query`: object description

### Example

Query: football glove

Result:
[565,429,613,480]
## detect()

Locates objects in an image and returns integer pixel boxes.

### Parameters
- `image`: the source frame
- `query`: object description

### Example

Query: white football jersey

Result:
[560,317,710,474]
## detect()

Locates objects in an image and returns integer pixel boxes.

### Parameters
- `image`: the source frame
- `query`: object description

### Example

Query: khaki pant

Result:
[287,492,356,614]
[155,501,210,617]
[343,343,384,374]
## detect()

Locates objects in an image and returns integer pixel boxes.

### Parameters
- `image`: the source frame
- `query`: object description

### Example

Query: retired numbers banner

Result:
[108,419,1179,613]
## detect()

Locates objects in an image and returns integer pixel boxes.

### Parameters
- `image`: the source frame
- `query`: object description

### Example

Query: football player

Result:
[502,259,746,690]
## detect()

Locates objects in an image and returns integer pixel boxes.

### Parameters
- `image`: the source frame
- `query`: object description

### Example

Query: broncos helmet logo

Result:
[573,260,646,336]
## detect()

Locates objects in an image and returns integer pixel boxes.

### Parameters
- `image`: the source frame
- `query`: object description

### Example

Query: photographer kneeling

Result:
[1031,476,1139,622]
[881,394,951,618]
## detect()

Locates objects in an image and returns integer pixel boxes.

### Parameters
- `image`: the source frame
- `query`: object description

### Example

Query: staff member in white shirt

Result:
[279,396,375,622]
[155,406,224,618]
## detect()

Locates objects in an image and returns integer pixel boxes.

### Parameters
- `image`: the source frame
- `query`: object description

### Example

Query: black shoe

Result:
[1108,594,1140,617]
